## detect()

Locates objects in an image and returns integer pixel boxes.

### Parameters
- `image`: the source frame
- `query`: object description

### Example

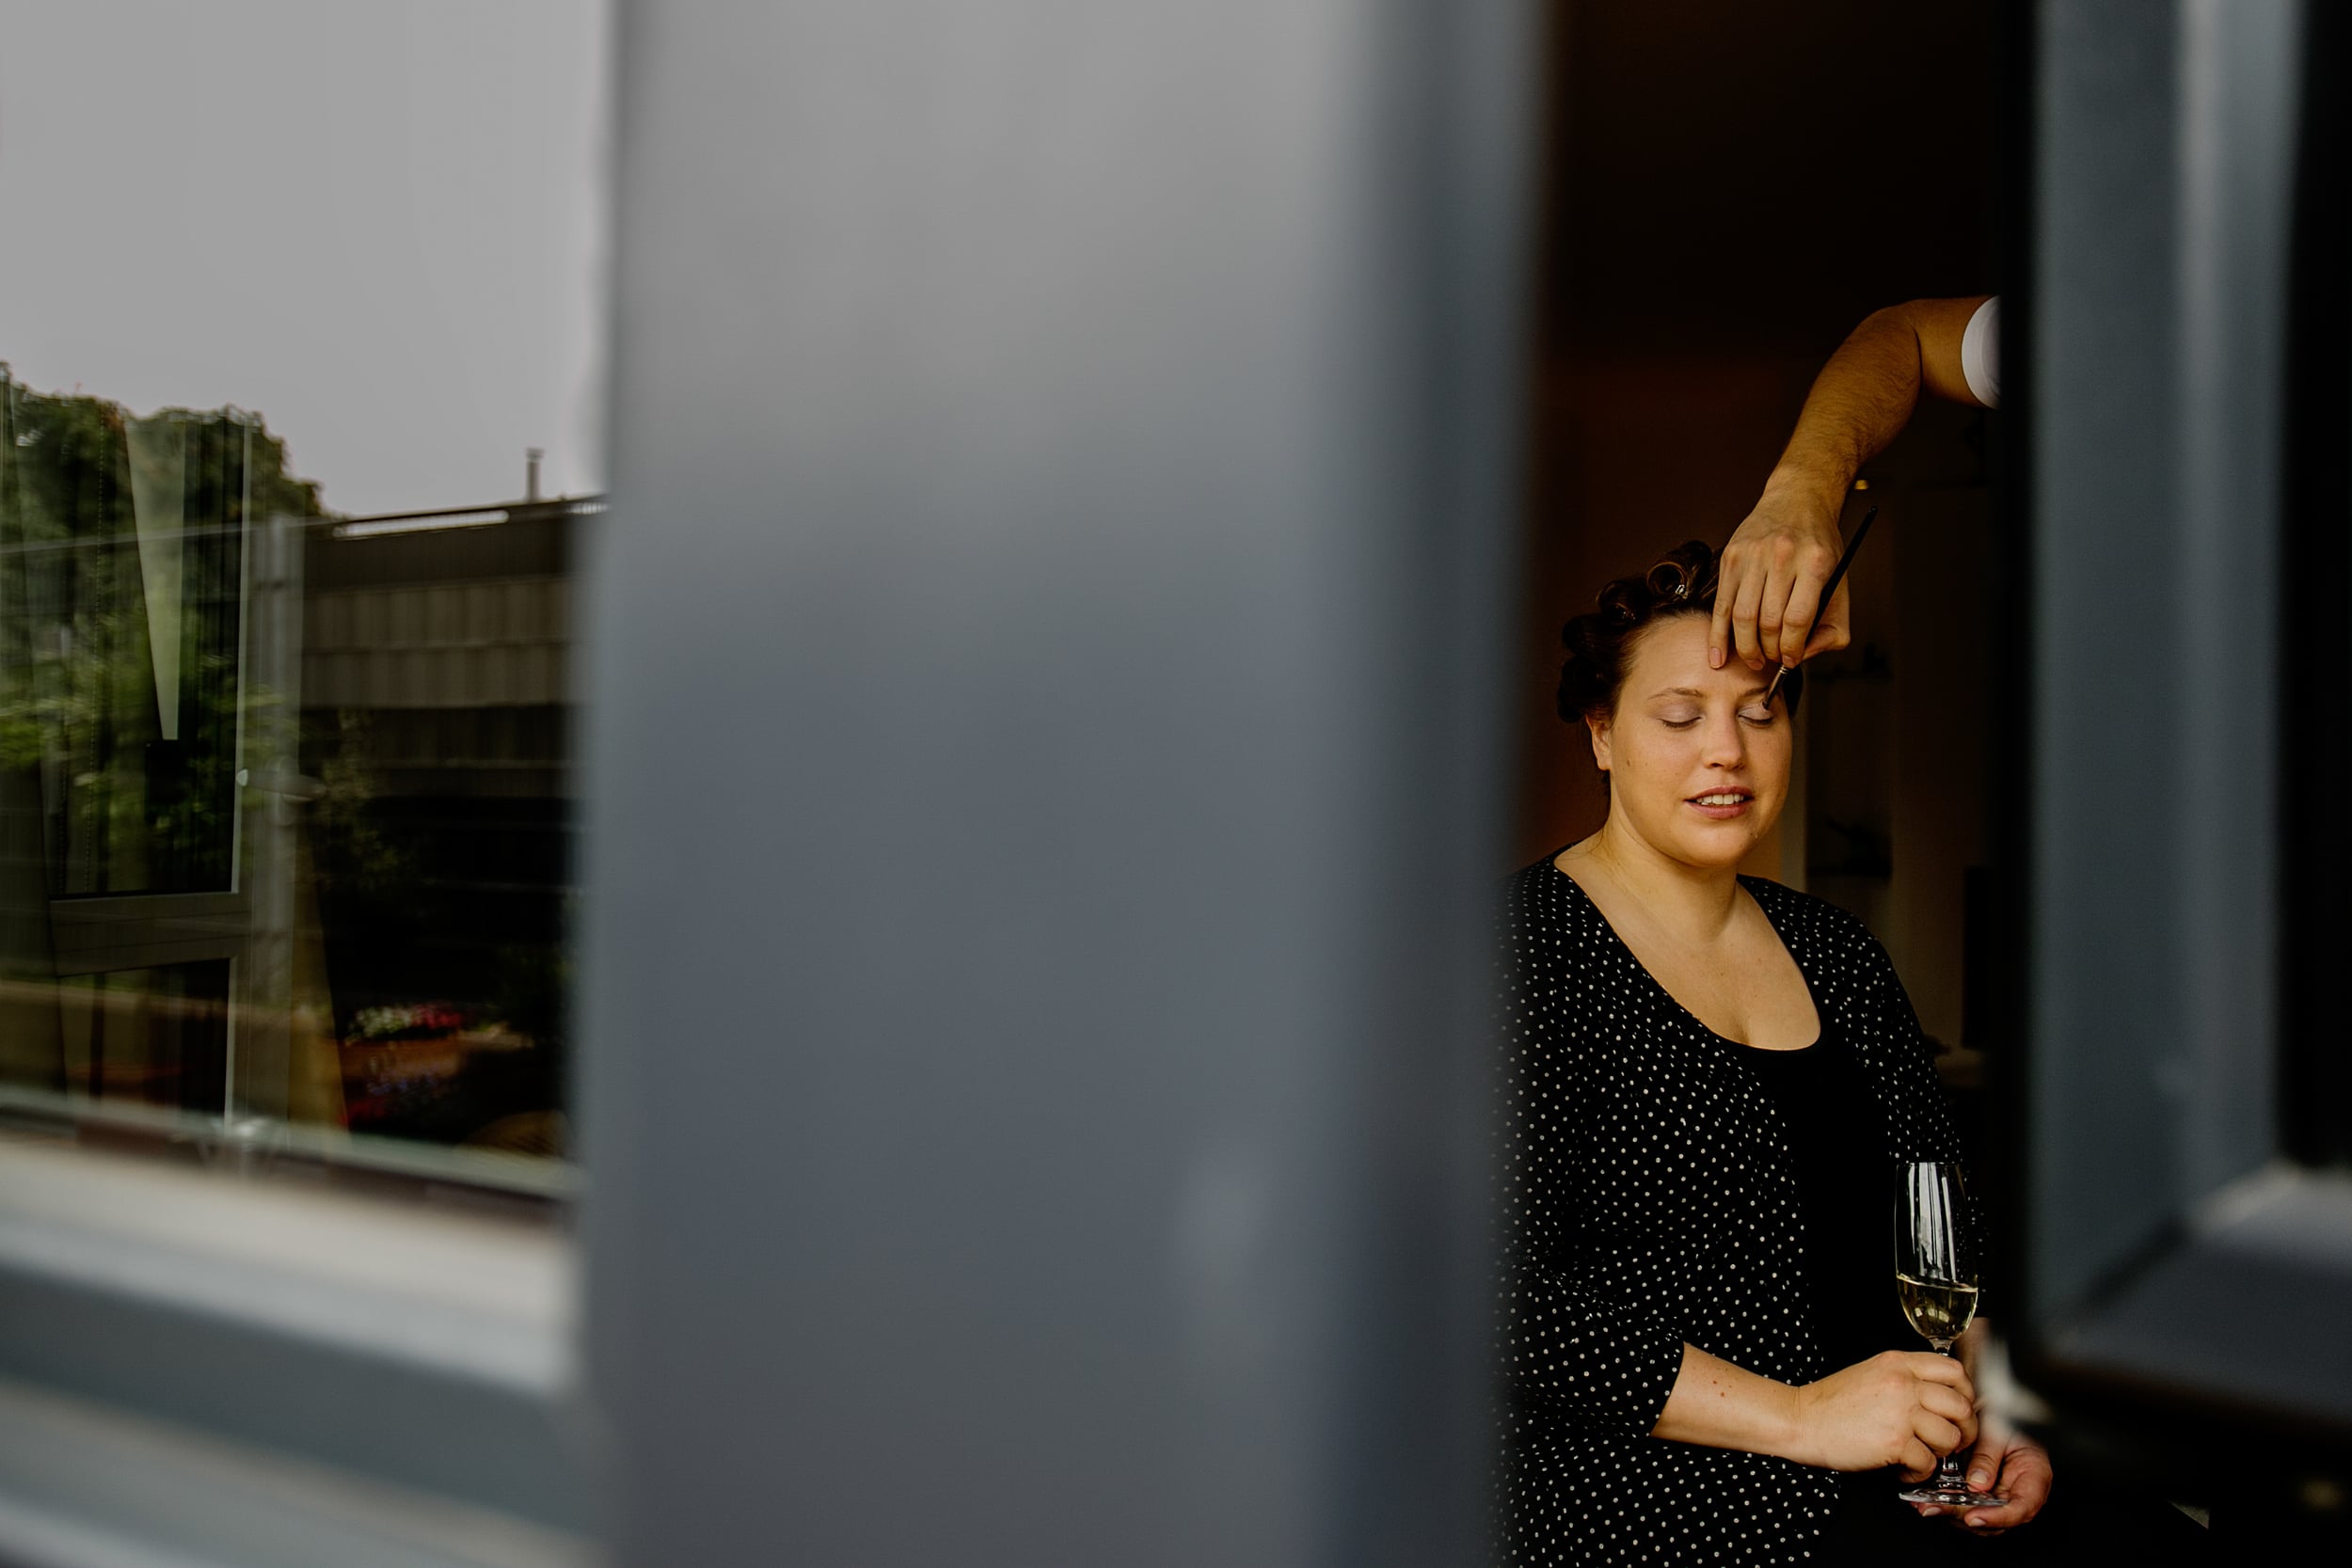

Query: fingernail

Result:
[1708,647,1723,669]
[1965,1514,1987,1528]
[1970,1472,1991,1487]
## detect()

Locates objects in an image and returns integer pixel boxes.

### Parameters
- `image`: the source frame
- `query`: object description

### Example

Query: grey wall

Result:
[578,4,1534,1563]
[2027,0,2296,1323]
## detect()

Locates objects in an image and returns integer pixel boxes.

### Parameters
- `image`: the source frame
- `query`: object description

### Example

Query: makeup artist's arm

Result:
[1919,1320,2054,1534]
[1711,294,1993,674]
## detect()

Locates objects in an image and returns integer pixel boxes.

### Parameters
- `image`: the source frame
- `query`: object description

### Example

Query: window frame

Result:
[2015,0,2352,1448]
[0,1,1537,1563]
[0,1134,595,1561]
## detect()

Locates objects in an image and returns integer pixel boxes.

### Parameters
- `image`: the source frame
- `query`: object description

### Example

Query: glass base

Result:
[1896,1480,2010,1508]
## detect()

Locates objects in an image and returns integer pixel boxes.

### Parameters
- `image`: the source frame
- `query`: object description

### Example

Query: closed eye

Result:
[1739,706,1775,725]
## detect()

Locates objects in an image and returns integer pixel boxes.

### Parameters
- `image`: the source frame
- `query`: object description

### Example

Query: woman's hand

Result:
[1784,1351,1979,1480]
[1914,1422,2053,1535]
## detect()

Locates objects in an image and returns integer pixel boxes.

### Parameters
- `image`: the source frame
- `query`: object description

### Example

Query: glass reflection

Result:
[1,391,289,896]
[56,961,232,1112]
[0,367,581,1181]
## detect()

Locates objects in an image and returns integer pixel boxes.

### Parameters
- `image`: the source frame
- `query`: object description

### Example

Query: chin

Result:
[1670,814,1777,870]
[1677,839,1757,873]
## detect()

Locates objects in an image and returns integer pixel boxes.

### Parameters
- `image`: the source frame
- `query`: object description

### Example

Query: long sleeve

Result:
[1496,863,1888,1563]
[1495,903,1685,1437]
[1497,1134,1687,1434]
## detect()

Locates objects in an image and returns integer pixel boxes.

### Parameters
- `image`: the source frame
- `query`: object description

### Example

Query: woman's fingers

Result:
[1901,1355,1977,1423]
[1902,1356,1979,1463]
[1916,1379,1973,1418]
[1916,1384,1979,1450]
[1902,1352,1976,1396]
[1792,1351,1997,1475]
[1912,1410,1965,1459]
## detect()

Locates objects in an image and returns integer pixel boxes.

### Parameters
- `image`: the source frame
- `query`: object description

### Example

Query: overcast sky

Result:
[0,1,611,516]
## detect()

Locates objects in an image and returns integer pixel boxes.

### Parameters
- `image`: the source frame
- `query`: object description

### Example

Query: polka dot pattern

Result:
[1495,855,1967,1564]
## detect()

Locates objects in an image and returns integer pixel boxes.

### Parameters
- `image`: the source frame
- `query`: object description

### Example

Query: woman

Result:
[1497,541,2056,1563]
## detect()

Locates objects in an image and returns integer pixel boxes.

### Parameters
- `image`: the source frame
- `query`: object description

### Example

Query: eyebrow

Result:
[1648,685,1773,703]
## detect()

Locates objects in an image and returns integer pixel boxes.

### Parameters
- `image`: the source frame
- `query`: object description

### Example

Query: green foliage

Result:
[0,367,326,893]
[307,707,415,900]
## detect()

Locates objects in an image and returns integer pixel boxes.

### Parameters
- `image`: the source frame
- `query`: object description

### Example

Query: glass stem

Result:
[1935,1339,1970,1485]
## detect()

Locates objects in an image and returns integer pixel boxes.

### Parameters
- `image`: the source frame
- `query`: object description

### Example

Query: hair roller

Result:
[1554,538,1797,727]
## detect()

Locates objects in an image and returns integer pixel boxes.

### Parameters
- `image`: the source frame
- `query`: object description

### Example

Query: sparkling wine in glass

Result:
[1893,1160,2007,1508]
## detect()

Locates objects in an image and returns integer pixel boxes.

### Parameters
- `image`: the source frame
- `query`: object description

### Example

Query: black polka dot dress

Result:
[1496,854,1967,1565]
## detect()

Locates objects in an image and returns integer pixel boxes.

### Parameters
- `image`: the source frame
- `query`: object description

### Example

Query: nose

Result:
[1700,708,1746,768]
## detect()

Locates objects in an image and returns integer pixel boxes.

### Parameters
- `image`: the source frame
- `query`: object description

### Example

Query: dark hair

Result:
[1555,539,1804,723]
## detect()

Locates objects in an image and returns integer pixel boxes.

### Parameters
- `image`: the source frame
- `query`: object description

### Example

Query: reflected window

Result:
[57,962,232,1114]
[0,4,608,1193]
[2,403,271,897]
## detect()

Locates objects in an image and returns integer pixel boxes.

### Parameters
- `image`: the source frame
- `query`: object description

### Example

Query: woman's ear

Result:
[1586,711,1612,772]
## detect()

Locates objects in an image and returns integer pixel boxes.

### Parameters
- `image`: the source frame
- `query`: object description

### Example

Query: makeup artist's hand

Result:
[1913,1420,2053,1535]
[1712,475,1851,673]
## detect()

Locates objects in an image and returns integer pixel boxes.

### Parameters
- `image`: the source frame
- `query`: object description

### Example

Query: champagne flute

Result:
[1893,1161,2007,1507]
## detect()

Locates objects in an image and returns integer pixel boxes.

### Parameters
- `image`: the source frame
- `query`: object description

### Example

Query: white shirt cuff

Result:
[1959,295,2001,408]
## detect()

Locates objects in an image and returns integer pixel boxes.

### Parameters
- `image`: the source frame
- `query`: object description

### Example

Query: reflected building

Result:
[0,365,582,1170]
[294,486,590,1156]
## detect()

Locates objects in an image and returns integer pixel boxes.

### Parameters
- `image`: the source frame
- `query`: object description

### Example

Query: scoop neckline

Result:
[1543,852,1824,1053]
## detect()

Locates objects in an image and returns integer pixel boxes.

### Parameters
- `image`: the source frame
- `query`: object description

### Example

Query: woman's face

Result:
[1586,614,1791,870]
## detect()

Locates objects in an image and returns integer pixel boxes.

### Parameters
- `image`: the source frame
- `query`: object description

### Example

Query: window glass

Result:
[54,961,233,1112]
[0,3,608,1190]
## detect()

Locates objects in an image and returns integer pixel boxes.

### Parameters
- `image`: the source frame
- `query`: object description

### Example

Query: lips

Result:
[1686,788,1755,819]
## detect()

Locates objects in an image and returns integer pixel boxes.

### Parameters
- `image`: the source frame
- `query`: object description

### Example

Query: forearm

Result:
[1649,1343,1800,1459]
[1764,296,1990,512]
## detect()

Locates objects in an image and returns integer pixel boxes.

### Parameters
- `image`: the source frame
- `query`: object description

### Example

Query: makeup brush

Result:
[1762,502,1877,709]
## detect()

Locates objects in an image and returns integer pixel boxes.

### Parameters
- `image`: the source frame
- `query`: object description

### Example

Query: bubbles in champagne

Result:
[1896,1273,1979,1345]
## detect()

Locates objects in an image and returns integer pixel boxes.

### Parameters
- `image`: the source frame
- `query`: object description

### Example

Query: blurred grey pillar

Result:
[2026,3,2299,1338]
[579,4,1535,1563]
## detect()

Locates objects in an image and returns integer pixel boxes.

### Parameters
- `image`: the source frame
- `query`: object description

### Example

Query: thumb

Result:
[1966,1448,1997,1491]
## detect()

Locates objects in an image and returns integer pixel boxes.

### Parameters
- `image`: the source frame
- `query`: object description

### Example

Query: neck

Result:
[1574,811,1744,939]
